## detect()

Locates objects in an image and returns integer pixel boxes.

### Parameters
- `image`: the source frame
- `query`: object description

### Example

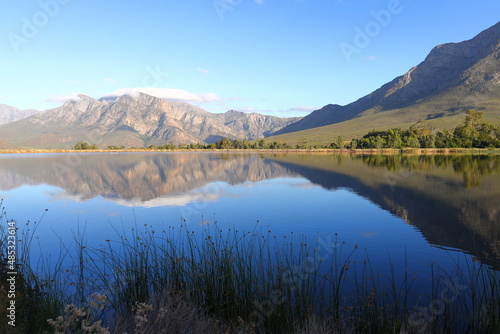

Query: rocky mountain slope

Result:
[273,21,500,136]
[0,93,300,148]
[0,104,40,125]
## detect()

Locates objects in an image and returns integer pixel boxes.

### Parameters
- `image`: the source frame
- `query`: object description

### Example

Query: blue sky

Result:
[0,0,499,117]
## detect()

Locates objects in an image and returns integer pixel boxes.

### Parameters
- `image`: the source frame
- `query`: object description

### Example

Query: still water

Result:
[1,152,499,292]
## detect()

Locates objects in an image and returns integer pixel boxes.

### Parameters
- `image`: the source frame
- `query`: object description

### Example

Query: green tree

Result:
[404,134,420,148]
[241,139,251,149]
[371,136,386,149]
[336,135,344,149]
[74,141,91,150]
[216,138,233,149]
[296,137,309,149]
[386,129,403,148]
[453,109,483,147]
[232,139,242,149]
[349,139,358,149]
[257,139,266,149]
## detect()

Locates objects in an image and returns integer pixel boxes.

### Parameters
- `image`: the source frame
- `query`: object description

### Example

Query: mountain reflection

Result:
[0,152,499,268]
[267,154,500,269]
[0,153,294,202]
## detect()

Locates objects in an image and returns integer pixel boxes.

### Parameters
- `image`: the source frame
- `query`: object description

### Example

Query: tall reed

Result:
[1,209,499,333]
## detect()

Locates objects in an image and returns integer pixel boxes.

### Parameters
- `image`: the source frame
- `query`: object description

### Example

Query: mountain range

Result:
[0,21,498,148]
[0,104,40,125]
[0,93,299,148]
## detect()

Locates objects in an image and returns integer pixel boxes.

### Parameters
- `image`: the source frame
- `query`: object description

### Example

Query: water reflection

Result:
[355,154,500,189]
[266,154,500,269]
[0,152,499,268]
[0,153,294,202]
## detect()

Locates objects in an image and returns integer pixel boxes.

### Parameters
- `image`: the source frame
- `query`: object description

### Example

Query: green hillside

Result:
[264,99,500,146]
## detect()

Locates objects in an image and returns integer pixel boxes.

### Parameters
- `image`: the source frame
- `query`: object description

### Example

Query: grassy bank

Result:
[1,210,499,333]
[0,147,499,155]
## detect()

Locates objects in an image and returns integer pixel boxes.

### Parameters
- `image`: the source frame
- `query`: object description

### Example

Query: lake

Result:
[1,152,499,331]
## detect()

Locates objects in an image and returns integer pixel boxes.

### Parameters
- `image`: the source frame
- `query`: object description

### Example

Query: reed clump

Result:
[1,212,499,333]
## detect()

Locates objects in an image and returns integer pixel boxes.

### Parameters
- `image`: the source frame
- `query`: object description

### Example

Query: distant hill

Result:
[0,93,301,149]
[0,104,40,125]
[269,21,500,144]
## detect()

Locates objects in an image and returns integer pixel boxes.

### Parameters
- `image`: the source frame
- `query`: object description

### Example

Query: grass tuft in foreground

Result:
[1,211,499,333]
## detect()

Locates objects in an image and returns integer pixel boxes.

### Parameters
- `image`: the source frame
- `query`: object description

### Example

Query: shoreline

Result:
[0,148,499,155]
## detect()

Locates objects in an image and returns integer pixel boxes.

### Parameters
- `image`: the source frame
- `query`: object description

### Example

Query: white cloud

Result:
[255,0,264,4]
[196,67,210,74]
[104,77,117,83]
[102,87,222,103]
[44,93,82,104]
[109,191,222,208]
[364,55,380,61]
[290,182,319,189]
[49,183,229,208]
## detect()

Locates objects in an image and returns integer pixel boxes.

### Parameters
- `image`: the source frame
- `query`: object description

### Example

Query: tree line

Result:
[74,110,500,150]
[350,110,499,149]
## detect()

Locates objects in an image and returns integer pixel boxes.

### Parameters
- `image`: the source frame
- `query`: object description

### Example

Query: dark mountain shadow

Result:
[268,154,500,270]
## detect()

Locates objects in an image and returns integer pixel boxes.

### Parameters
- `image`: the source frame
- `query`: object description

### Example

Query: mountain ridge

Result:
[0,93,300,148]
[273,21,500,136]
[0,104,40,125]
